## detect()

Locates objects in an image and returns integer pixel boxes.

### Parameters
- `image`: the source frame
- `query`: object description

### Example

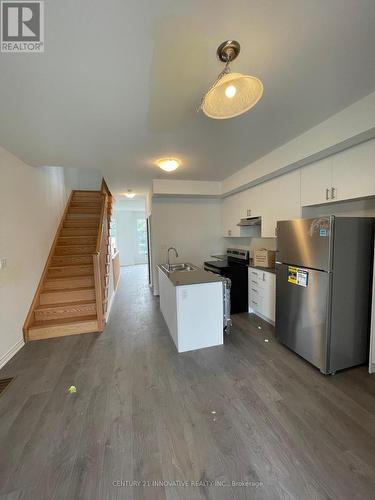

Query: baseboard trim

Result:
[106,288,116,321]
[0,339,25,370]
[248,308,275,326]
[369,362,375,375]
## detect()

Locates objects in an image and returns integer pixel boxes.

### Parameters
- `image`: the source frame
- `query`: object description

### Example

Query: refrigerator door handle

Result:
[325,188,330,200]
[331,187,336,199]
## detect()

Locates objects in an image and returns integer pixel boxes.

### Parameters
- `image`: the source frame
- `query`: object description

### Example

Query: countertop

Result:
[158,264,223,286]
[248,258,277,275]
[210,255,276,275]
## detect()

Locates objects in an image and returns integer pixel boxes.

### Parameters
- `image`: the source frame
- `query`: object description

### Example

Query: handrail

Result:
[95,192,107,253]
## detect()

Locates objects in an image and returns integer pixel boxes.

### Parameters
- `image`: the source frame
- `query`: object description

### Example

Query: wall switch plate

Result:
[0,258,7,269]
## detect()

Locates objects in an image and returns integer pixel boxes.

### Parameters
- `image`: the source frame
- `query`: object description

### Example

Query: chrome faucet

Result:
[167,247,179,270]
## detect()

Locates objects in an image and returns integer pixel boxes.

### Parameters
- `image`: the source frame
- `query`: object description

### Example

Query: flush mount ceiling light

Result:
[157,158,180,172]
[124,189,136,199]
[199,40,263,119]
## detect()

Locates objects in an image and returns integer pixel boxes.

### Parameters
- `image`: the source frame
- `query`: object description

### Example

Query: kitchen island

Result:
[158,264,224,353]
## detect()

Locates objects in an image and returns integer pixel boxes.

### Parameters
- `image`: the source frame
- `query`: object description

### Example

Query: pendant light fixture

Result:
[200,40,263,119]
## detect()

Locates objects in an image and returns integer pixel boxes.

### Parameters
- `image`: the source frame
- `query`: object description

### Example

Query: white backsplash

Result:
[223,237,277,258]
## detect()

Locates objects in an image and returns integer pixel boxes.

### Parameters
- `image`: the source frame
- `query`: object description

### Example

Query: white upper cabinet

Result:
[260,170,301,237]
[240,184,262,218]
[222,186,262,237]
[332,140,375,202]
[301,139,375,206]
[301,157,333,206]
[222,171,301,238]
[222,194,240,237]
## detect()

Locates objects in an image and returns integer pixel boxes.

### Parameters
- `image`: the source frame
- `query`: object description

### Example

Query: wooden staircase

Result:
[23,183,113,341]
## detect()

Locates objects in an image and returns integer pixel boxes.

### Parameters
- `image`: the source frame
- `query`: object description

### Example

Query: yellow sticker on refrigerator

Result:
[288,266,309,287]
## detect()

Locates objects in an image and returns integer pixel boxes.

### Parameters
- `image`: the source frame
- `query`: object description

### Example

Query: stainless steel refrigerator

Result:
[276,216,374,374]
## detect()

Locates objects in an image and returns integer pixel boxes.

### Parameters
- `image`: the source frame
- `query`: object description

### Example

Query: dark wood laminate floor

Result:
[1,265,375,500]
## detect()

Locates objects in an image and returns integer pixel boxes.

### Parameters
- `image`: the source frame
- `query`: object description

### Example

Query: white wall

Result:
[222,90,375,194]
[0,147,69,368]
[64,167,102,191]
[153,179,222,197]
[114,210,147,266]
[151,197,225,295]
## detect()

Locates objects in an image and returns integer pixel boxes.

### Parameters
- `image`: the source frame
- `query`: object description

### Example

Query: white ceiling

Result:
[1,0,375,197]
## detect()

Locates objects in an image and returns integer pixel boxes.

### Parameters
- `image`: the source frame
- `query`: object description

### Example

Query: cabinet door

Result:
[259,272,276,322]
[260,170,301,237]
[332,140,375,202]
[222,194,240,237]
[240,185,262,218]
[221,197,232,237]
[301,157,332,206]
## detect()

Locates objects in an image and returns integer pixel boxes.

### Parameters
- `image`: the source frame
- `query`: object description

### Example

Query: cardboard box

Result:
[253,249,276,268]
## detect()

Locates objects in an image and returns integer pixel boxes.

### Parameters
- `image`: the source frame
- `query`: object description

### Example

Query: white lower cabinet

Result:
[248,267,276,324]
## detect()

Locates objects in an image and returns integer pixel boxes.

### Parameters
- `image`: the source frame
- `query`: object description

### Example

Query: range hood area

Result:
[237,216,261,226]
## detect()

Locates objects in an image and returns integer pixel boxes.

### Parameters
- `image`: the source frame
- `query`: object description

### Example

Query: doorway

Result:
[113,198,148,268]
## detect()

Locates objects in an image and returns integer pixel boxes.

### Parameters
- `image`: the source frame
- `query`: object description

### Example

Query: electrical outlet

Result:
[0,258,7,270]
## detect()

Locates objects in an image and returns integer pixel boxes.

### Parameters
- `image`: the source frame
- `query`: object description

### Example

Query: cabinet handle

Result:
[251,280,258,285]
[331,187,336,199]
[251,288,258,293]
[251,271,259,276]
[325,188,330,200]
[251,300,258,305]
[228,229,231,236]
[263,272,266,281]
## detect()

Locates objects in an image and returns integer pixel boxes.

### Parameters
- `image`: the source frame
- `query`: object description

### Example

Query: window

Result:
[136,218,147,256]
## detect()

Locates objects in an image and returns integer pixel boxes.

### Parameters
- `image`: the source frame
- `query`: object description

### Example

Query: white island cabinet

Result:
[158,266,224,353]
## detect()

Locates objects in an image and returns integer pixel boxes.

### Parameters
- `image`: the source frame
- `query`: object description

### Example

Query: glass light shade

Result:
[157,158,180,172]
[202,72,263,119]
[125,191,135,198]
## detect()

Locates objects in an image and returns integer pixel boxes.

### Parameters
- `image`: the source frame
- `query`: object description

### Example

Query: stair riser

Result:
[40,289,96,305]
[47,265,93,278]
[72,196,102,202]
[43,276,95,290]
[58,236,97,246]
[63,220,99,228]
[70,203,102,209]
[68,208,101,214]
[51,255,93,266]
[54,246,96,256]
[28,320,99,341]
[35,303,97,321]
[66,213,100,220]
[60,228,98,236]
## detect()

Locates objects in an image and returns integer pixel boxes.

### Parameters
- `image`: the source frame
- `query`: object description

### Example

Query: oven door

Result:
[204,263,223,275]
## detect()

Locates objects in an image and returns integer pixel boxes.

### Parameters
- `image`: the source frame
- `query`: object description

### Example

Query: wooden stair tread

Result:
[36,300,96,310]
[53,252,96,257]
[58,236,96,239]
[30,315,97,328]
[45,274,93,280]
[47,264,94,272]
[42,286,95,293]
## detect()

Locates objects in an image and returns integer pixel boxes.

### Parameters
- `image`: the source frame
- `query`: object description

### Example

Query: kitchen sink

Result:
[163,263,198,272]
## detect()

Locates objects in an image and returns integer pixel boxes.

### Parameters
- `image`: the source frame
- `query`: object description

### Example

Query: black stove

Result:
[204,248,249,313]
